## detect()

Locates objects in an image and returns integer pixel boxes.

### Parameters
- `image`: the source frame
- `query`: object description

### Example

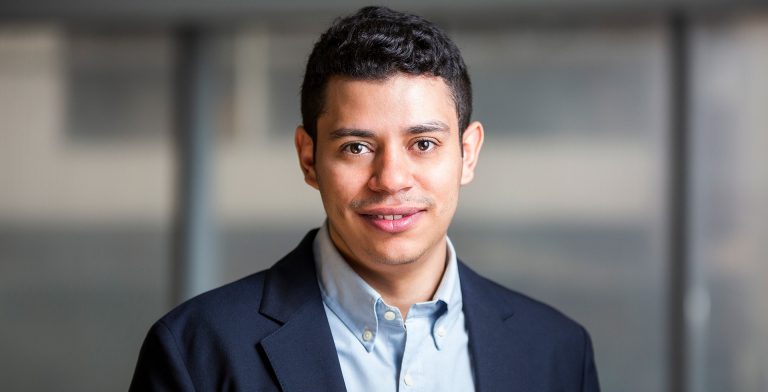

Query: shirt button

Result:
[384,310,396,321]
[362,329,373,342]
[404,373,414,386]
[437,326,447,337]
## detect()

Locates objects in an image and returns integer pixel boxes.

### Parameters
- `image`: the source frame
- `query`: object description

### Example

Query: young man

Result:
[130,6,600,391]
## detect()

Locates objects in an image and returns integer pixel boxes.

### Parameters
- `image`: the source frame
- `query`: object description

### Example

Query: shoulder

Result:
[157,271,272,336]
[156,229,320,335]
[459,260,589,342]
[457,260,600,389]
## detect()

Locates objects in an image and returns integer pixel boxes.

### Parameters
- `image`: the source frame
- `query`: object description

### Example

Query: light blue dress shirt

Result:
[313,223,475,392]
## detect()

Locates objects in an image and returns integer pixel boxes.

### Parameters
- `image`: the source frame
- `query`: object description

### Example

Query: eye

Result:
[414,139,436,152]
[343,142,371,155]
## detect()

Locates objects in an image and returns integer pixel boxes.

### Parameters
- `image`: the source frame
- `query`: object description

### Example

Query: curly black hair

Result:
[300,6,472,142]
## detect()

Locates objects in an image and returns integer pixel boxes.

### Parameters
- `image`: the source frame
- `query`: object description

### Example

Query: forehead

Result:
[318,74,458,132]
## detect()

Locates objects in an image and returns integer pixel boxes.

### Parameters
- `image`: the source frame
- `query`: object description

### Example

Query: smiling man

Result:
[131,6,599,392]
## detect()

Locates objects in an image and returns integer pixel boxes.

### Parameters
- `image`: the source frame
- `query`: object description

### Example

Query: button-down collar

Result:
[314,222,463,352]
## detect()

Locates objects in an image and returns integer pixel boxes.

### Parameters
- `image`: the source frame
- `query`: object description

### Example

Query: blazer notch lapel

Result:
[256,229,346,392]
[259,301,347,392]
[259,229,320,323]
[459,261,527,391]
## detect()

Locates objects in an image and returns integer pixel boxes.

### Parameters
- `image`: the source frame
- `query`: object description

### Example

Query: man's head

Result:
[300,6,472,143]
[295,6,483,275]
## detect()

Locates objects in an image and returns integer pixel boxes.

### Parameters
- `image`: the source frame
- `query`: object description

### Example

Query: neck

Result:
[344,239,448,319]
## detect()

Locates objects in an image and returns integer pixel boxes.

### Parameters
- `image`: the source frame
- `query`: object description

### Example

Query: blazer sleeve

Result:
[581,326,601,392]
[129,321,196,392]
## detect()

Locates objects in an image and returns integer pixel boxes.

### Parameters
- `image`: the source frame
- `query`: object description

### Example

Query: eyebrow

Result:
[329,121,450,139]
[329,128,375,139]
[406,121,450,135]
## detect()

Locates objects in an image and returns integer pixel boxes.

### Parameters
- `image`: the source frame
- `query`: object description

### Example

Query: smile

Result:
[376,215,403,220]
[359,208,425,234]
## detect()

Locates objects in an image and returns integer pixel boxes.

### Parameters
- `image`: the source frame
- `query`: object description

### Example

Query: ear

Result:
[295,126,319,189]
[460,121,484,185]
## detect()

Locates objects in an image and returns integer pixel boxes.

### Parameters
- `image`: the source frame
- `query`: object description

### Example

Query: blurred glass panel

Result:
[689,13,768,392]
[458,23,662,137]
[207,25,328,283]
[0,27,172,390]
[66,29,172,142]
[265,28,319,139]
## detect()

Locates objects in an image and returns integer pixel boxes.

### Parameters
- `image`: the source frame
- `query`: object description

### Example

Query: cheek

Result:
[317,162,369,209]
[420,162,461,209]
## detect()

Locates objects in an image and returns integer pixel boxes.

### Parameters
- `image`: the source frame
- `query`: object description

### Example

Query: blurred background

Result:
[1,0,767,391]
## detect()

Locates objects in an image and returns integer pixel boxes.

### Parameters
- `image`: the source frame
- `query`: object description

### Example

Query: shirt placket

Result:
[400,304,441,392]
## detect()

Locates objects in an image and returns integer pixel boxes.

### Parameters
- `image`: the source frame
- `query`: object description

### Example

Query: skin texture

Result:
[295,73,484,316]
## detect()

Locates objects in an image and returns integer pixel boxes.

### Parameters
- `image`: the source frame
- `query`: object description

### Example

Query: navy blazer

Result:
[130,230,600,391]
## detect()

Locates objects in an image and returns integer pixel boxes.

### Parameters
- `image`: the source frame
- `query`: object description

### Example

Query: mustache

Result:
[349,194,435,209]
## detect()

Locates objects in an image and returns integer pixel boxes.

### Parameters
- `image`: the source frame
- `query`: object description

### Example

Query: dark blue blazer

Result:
[130,230,600,391]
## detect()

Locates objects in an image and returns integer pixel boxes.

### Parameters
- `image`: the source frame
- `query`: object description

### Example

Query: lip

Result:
[358,207,425,234]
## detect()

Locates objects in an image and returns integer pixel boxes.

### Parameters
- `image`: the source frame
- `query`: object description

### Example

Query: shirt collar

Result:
[313,222,463,352]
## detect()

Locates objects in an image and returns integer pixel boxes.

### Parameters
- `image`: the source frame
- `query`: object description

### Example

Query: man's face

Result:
[296,73,483,272]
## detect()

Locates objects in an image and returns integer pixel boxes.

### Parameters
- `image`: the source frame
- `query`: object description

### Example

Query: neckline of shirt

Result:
[313,222,463,352]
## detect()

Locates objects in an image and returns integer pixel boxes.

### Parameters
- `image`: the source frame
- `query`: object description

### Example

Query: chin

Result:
[369,253,419,266]
[364,242,425,266]
[373,256,416,266]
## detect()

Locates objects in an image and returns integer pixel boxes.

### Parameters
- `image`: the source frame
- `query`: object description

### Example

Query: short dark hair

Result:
[300,6,472,142]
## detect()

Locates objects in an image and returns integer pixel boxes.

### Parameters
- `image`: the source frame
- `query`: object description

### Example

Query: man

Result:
[130,6,599,392]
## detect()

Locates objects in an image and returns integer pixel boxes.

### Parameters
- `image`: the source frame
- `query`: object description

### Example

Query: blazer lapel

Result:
[459,261,528,392]
[258,230,347,392]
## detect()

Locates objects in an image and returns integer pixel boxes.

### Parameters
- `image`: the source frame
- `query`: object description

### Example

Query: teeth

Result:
[376,215,404,220]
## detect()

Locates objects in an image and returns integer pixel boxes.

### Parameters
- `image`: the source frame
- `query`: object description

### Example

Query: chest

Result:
[323,303,476,392]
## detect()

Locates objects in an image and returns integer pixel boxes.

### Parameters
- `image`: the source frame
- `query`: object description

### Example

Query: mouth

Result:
[358,208,425,234]
[374,214,405,220]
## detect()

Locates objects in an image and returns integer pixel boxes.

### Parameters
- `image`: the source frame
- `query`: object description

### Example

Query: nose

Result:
[368,146,414,194]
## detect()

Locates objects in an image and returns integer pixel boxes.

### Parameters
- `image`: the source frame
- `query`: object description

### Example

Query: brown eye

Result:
[344,142,370,155]
[416,140,435,151]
